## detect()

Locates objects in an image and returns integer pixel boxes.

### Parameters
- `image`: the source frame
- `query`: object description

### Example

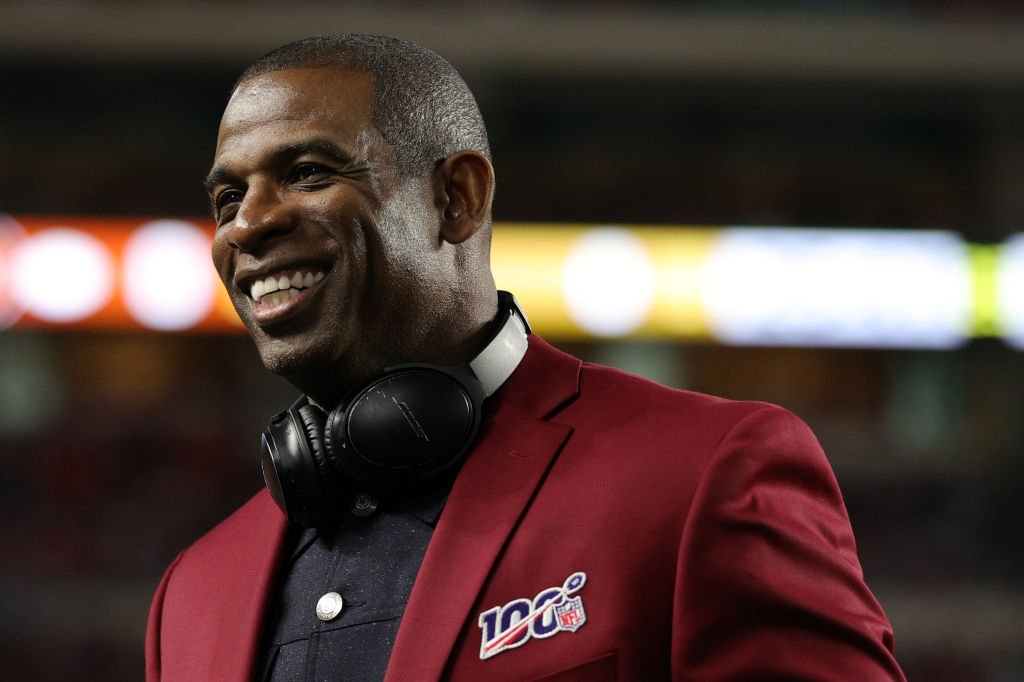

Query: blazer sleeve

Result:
[145,551,184,682]
[671,405,906,681]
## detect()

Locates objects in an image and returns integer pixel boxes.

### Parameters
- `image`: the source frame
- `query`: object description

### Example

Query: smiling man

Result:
[146,34,905,682]
[206,61,498,405]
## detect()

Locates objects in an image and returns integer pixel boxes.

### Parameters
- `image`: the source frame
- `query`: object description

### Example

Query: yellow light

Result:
[492,224,716,339]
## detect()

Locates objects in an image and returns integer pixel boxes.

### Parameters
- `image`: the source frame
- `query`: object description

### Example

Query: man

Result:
[146,34,906,681]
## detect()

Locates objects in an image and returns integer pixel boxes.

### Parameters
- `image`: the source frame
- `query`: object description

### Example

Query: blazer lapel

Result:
[384,337,581,682]
[385,407,572,681]
[205,491,289,681]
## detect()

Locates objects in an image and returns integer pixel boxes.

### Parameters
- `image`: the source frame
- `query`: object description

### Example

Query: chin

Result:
[258,342,327,377]
[259,349,308,378]
[252,331,357,402]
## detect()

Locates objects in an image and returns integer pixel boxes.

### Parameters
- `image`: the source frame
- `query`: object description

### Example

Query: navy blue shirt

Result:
[257,485,448,682]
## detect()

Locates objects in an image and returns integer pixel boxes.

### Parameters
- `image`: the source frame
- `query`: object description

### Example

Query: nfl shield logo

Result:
[554,596,586,632]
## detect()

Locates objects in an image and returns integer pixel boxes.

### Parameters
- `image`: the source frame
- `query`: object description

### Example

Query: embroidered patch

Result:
[477,572,587,660]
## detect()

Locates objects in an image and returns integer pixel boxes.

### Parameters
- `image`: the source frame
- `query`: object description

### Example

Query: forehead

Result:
[215,68,376,161]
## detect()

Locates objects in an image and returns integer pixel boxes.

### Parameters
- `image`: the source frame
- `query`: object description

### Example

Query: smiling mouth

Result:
[244,267,328,326]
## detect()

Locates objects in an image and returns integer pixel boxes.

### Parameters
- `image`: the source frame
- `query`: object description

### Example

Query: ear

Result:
[433,150,495,244]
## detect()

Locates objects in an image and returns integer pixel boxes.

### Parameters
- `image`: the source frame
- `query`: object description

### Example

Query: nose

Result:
[225,185,298,252]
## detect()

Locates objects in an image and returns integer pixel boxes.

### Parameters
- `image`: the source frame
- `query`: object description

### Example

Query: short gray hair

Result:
[237,34,491,176]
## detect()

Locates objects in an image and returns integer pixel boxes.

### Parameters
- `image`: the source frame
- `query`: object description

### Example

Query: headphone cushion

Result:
[322,408,348,475]
[296,404,336,487]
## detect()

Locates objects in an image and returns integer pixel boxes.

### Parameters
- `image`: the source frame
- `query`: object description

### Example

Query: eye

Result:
[213,188,244,224]
[215,188,244,211]
[290,163,331,184]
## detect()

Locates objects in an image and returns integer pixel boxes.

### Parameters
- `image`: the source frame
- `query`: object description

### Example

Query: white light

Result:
[10,227,115,323]
[561,228,657,336]
[122,220,217,331]
[997,234,1024,350]
[701,228,972,348]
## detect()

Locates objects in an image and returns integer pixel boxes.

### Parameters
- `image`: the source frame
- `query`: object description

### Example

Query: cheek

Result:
[210,236,236,289]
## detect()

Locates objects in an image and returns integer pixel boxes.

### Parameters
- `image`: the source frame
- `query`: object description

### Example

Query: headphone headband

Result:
[470,296,530,397]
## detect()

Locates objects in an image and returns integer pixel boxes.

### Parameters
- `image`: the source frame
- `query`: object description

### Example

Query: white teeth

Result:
[251,269,327,303]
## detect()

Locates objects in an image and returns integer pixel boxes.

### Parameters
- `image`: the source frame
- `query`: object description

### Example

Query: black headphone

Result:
[259,291,531,527]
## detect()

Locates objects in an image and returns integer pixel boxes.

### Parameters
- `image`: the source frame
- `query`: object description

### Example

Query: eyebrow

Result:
[202,138,357,196]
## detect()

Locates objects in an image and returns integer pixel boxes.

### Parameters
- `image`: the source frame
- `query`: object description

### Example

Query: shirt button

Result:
[315,592,343,622]
[350,492,378,517]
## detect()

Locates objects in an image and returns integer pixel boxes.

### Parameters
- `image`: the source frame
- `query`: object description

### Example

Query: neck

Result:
[292,287,500,407]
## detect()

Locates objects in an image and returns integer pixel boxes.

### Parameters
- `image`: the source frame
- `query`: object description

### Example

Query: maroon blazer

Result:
[146,336,905,681]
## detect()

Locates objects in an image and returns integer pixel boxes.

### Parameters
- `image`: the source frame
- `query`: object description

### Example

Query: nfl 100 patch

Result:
[477,572,588,660]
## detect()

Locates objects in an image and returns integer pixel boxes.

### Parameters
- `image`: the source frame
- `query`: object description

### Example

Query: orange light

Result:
[1,216,234,332]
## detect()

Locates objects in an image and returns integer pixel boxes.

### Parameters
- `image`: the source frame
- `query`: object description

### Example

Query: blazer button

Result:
[315,592,343,622]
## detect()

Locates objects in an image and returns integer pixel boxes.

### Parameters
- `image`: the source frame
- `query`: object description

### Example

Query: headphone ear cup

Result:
[321,371,479,492]
[260,403,337,527]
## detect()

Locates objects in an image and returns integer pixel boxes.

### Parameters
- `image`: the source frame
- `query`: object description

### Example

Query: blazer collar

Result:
[490,334,583,420]
[384,335,582,681]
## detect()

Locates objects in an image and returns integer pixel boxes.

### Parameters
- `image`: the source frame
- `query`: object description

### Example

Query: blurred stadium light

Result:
[0,214,1018,349]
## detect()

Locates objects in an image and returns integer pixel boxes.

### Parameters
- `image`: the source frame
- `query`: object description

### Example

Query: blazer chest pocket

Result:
[526,651,617,682]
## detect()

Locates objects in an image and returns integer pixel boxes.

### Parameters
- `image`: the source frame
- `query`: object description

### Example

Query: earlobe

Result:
[435,150,494,245]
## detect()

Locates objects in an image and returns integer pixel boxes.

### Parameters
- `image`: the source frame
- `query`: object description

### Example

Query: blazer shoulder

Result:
[573,360,790,433]
[174,489,284,569]
[149,490,287,680]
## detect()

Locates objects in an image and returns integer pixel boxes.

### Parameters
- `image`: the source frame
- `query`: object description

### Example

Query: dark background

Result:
[2,1,1024,680]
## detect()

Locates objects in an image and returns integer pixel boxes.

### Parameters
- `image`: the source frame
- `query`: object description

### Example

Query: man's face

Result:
[208,68,442,395]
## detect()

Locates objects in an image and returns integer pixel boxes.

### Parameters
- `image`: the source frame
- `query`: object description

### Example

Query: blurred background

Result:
[2,1,1024,680]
